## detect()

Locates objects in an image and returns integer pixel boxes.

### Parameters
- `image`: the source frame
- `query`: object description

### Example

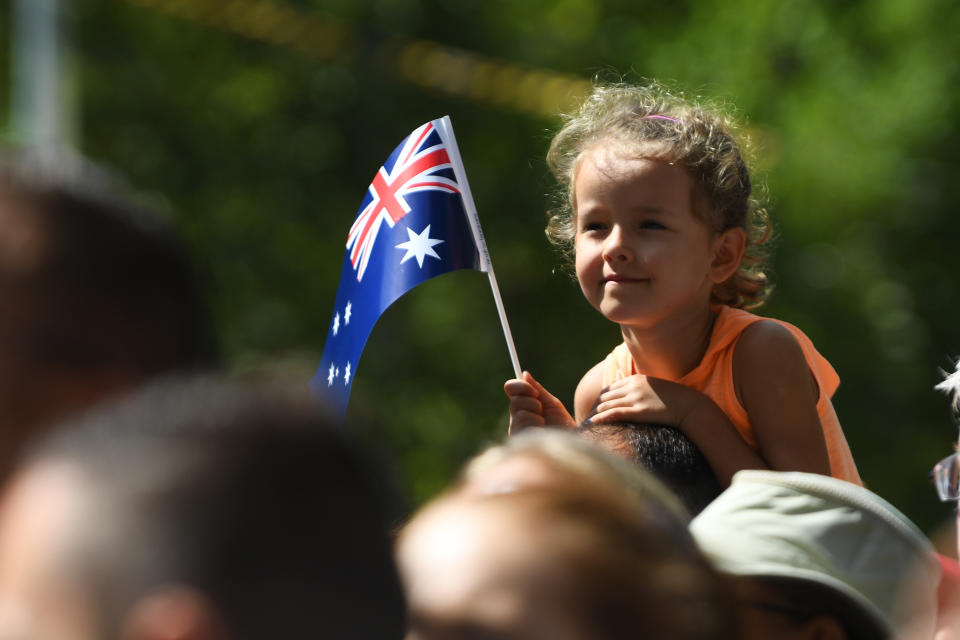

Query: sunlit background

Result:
[4,0,959,542]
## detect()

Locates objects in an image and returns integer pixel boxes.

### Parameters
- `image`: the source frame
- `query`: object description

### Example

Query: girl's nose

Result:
[602,226,632,263]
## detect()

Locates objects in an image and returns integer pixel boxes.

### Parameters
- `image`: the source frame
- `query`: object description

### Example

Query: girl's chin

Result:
[599,306,648,326]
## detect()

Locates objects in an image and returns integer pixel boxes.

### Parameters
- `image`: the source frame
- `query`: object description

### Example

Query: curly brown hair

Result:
[546,81,772,309]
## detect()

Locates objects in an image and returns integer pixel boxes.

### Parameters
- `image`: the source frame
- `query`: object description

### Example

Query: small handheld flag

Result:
[312,116,520,419]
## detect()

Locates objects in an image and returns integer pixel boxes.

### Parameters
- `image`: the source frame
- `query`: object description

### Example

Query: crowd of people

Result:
[0,81,958,639]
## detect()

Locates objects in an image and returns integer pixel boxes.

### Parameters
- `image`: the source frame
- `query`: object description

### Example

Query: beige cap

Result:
[690,470,940,639]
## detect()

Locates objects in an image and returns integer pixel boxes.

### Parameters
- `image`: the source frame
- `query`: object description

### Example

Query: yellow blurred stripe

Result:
[119,0,589,118]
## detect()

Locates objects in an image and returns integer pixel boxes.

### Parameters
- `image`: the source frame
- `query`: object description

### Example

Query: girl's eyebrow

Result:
[576,207,602,218]
[630,204,673,216]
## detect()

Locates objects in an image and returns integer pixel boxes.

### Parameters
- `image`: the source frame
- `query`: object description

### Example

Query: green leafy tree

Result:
[12,0,956,536]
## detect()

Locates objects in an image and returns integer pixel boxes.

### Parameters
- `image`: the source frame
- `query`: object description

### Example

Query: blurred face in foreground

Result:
[398,488,734,640]
[0,462,100,640]
[398,495,590,640]
[0,461,229,640]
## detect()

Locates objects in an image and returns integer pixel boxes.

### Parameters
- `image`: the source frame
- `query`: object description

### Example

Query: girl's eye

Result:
[640,220,667,230]
[580,221,607,233]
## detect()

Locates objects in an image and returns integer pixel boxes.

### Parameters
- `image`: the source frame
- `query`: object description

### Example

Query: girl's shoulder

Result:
[716,307,808,362]
[732,319,820,404]
[734,317,807,370]
[736,318,803,356]
[709,306,765,353]
[574,360,607,424]
[731,312,840,401]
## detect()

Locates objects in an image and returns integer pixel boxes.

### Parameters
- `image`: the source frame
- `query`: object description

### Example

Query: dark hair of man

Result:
[575,421,722,515]
[0,152,218,375]
[28,375,406,640]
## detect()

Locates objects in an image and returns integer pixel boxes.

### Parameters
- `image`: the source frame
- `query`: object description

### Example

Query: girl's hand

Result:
[591,373,768,485]
[590,374,696,427]
[504,371,575,435]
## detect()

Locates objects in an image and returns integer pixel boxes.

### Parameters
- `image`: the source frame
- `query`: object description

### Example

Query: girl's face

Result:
[573,146,722,330]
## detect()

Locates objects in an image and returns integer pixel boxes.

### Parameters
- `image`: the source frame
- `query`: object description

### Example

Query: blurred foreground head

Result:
[0,376,406,640]
[691,471,940,640]
[0,152,217,476]
[399,430,737,639]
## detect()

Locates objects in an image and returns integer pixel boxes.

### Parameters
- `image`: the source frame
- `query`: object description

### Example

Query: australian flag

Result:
[312,117,490,419]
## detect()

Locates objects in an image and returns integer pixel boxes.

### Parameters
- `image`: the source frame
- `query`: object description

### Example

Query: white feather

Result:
[935,359,960,410]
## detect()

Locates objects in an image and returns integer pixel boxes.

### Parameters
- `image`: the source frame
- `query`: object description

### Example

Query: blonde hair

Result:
[546,81,772,309]
[459,429,691,523]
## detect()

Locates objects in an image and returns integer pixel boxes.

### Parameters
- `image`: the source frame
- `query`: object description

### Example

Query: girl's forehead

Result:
[573,142,680,184]
[573,145,692,194]
[571,144,708,221]
[581,137,676,165]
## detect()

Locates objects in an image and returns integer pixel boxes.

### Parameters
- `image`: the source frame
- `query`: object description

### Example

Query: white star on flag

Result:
[332,312,340,336]
[327,363,336,386]
[344,362,352,385]
[344,301,352,325]
[395,224,444,268]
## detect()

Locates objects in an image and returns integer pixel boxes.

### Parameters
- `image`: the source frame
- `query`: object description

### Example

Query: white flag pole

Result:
[437,116,522,378]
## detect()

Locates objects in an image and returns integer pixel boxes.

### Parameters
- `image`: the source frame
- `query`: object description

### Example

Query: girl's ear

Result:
[709,227,746,284]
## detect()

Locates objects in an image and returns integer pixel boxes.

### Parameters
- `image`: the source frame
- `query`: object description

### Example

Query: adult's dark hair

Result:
[28,375,406,640]
[0,151,218,376]
[576,421,722,514]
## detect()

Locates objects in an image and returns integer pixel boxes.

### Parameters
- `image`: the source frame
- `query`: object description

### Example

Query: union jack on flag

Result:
[312,117,492,420]
[346,121,460,282]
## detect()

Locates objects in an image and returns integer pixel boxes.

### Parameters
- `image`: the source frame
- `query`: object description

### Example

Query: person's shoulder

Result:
[578,360,606,389]
[737,319,804,356]
[733,319,809,384]
[574,361,606,423]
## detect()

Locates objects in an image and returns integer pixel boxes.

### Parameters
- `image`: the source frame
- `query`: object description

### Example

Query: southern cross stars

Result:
[327,362,352,387]
[396,224,443,267]
[332,302,352,338]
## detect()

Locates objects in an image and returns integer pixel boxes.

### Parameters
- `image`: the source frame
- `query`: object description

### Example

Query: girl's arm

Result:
[733,320,832,476]
[589,374,768,485]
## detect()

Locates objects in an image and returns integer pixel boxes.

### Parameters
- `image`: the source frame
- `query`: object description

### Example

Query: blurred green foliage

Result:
[5,0,960,537]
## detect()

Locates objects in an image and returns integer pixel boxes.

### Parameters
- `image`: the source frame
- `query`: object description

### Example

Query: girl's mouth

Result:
[604,275,648,284]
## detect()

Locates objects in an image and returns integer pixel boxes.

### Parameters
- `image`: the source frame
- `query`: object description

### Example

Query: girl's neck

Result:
[620,306,718,380]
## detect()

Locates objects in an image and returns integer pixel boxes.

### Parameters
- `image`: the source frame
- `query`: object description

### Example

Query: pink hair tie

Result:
[642,114,680,123]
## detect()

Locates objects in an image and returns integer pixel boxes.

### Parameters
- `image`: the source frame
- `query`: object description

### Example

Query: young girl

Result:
[505,82,861,486]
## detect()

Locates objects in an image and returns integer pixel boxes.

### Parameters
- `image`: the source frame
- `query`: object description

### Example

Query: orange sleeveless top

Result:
[601,306,862,485]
